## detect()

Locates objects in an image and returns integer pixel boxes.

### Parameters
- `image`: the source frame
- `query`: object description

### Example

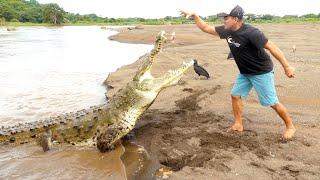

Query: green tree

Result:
[83,13,98,21]
[108,18,116,23]
[43,3,64,24]
[283,15,298,18]
[261,14,274,20]
[164,16,173,21]
[0,2,15,21]
[245,13,256,20]
[207,15,218,22]
[138,18,145,22]
[301,13,317,18]
[28,0,39,5]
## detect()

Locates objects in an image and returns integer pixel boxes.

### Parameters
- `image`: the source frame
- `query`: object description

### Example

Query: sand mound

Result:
[130,86,319,179]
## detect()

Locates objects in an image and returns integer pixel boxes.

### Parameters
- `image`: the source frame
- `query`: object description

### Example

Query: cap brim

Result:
[217,12,229,17]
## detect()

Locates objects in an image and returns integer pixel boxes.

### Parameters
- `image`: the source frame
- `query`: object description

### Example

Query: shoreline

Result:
[2,19,320,27]
[105,24,320,179]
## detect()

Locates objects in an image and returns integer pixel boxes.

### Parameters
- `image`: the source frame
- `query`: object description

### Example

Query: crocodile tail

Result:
[0,104,108,150]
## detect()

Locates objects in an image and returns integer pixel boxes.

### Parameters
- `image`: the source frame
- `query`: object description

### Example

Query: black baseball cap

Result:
[218,5,244,19]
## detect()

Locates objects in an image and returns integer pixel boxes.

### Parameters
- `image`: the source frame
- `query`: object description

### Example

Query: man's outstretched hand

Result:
[179,10,195,19]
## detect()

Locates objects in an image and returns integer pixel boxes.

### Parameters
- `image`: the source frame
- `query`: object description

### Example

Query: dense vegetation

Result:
[1,0,319,26]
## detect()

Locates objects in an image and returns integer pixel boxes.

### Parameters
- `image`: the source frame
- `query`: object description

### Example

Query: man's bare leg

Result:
[228,95,244,132]
[271,103,296,139]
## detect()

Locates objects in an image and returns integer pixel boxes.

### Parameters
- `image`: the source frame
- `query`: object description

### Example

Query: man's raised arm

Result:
[180,10,218,36]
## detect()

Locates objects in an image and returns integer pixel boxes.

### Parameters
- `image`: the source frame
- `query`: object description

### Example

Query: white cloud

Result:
[37,0,320,18]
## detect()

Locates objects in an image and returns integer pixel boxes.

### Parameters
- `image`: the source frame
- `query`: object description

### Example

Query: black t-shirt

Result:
[215,24,273,75]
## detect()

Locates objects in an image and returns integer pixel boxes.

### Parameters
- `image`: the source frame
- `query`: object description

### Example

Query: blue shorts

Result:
[231,71,279,106]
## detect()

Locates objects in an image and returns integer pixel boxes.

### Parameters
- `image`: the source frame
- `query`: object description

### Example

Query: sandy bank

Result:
[105,24,320,179]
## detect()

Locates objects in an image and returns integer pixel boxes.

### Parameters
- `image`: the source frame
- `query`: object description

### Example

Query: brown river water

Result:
[0,26,155,179]
[0,141,158,179]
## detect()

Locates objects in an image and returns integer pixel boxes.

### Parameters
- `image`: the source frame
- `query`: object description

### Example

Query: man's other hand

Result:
[285,66,295,78]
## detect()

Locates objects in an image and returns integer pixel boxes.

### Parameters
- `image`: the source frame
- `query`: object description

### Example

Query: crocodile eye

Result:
[9,136,16,143]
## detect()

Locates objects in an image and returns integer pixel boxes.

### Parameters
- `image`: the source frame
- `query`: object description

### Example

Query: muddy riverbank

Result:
[106,24,320,179]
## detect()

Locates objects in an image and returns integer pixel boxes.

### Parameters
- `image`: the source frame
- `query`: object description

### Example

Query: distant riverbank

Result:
[2,17,320,27]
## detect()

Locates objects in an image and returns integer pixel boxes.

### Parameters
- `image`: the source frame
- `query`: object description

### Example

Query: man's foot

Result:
[283,127,296,139]
[227,123,244,132]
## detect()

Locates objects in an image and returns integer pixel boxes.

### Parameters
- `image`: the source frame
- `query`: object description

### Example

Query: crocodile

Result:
[0,31,194,152]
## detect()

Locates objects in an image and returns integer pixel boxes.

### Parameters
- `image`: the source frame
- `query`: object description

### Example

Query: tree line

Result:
[1,0,319,25]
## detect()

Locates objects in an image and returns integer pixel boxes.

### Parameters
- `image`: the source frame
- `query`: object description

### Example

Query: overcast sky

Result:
[37,0,320,18]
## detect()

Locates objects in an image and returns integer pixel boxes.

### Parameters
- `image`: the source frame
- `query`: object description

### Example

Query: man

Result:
[180,5,296,139]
